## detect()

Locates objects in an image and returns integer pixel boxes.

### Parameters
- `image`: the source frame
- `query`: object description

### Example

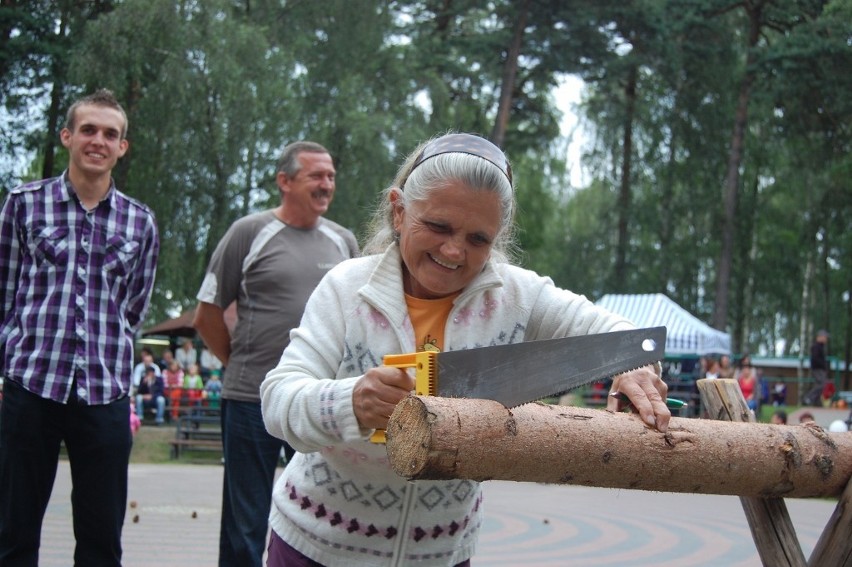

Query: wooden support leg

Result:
[697,378,807,567]
[807,474,852,567]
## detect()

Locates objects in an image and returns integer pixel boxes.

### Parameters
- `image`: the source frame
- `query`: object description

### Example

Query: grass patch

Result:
[130,423,223,464]
[130,425,176,463]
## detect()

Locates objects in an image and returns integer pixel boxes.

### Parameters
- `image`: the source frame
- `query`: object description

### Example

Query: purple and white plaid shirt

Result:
[0,173,159,405]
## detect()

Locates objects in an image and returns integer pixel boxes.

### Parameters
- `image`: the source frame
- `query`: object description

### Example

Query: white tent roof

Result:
[597,293,731,356]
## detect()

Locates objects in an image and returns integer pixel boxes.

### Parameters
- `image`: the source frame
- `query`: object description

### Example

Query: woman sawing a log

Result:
[260,133,671,567]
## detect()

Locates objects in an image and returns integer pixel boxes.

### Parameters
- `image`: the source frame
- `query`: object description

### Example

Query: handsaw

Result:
[370,326,666,443]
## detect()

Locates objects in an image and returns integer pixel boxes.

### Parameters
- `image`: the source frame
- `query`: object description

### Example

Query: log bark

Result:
[697,378,807,567]
[385,396,852,498]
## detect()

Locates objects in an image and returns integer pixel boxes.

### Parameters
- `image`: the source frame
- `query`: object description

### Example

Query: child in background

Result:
[770,409,787,425]
[704,358,721,379]
[162,359,184,421]
[129,403,142,434]
[821,381,836,408]
[183,363,205,407]
[205,370,222,409]
[771,382,787,406]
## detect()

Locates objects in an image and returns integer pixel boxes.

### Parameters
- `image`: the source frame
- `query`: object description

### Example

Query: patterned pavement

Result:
[39,461,836,566]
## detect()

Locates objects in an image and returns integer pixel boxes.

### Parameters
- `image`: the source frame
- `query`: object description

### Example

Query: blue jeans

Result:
[135,394,165,423]
[0,378,132,566]
[218,399,294,567]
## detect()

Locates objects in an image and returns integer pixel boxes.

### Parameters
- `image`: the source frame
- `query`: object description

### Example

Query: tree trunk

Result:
[490,0,529,148]
[845,277,852,391]
[613,63,637,288]
[713,3,763,331]
[385,396,852,499]
[41,10,69,180]
[0,1,16,85]
[799,255,815,403]
[657,99,677,291]
[114,78,142,192]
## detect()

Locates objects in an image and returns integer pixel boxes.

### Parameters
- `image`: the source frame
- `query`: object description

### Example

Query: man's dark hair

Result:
[276,141,330,177]
[65,88,129,138]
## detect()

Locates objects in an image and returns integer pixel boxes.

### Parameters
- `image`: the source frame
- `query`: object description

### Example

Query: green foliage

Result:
[0,0,849,373]
[0,0,115,188]
[549,178,619,298]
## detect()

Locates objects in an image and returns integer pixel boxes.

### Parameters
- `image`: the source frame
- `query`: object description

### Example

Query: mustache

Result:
[312,189,333,199]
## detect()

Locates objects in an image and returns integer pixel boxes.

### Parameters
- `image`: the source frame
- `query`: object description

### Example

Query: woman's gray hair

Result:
[362,134,518,264]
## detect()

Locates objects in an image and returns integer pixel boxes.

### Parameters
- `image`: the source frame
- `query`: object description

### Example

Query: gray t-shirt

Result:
[197,210,358,402]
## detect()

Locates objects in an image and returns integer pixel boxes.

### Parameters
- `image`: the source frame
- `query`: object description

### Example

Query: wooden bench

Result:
[170,413,222,459]
[169,438,222,459]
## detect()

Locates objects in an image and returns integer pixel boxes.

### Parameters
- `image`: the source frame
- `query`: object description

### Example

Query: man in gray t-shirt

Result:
[194,141,358,567]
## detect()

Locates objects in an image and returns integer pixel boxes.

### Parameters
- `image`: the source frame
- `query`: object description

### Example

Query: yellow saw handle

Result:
[370,351,437,443]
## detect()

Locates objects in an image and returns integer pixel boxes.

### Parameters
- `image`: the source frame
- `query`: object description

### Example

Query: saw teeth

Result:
[504,359,661,409]
[426,358,437,396]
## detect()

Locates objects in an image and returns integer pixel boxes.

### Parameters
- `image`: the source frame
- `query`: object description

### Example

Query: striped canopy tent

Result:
[596,293,731,356]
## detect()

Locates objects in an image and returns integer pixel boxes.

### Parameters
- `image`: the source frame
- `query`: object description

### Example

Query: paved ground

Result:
[38,460,837,566]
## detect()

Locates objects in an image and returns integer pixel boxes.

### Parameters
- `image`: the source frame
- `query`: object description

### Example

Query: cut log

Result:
[385,395,852,498]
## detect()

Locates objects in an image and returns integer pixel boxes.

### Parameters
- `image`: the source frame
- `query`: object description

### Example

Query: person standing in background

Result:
[718,354,734,379]
[158,348,177,372]
[0,89,159,566]
[132,347,161,392]
[175,337,197,370]
[735,354,759,411]
[193,141,359,567]
[136,365,167,425]
[804,330,830,406]
[199,345,223,381]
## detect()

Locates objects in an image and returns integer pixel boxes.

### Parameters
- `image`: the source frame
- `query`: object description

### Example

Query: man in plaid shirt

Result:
[0,89,159,566]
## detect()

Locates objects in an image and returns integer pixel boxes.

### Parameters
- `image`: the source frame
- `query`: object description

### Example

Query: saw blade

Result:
[434,326,666,407]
